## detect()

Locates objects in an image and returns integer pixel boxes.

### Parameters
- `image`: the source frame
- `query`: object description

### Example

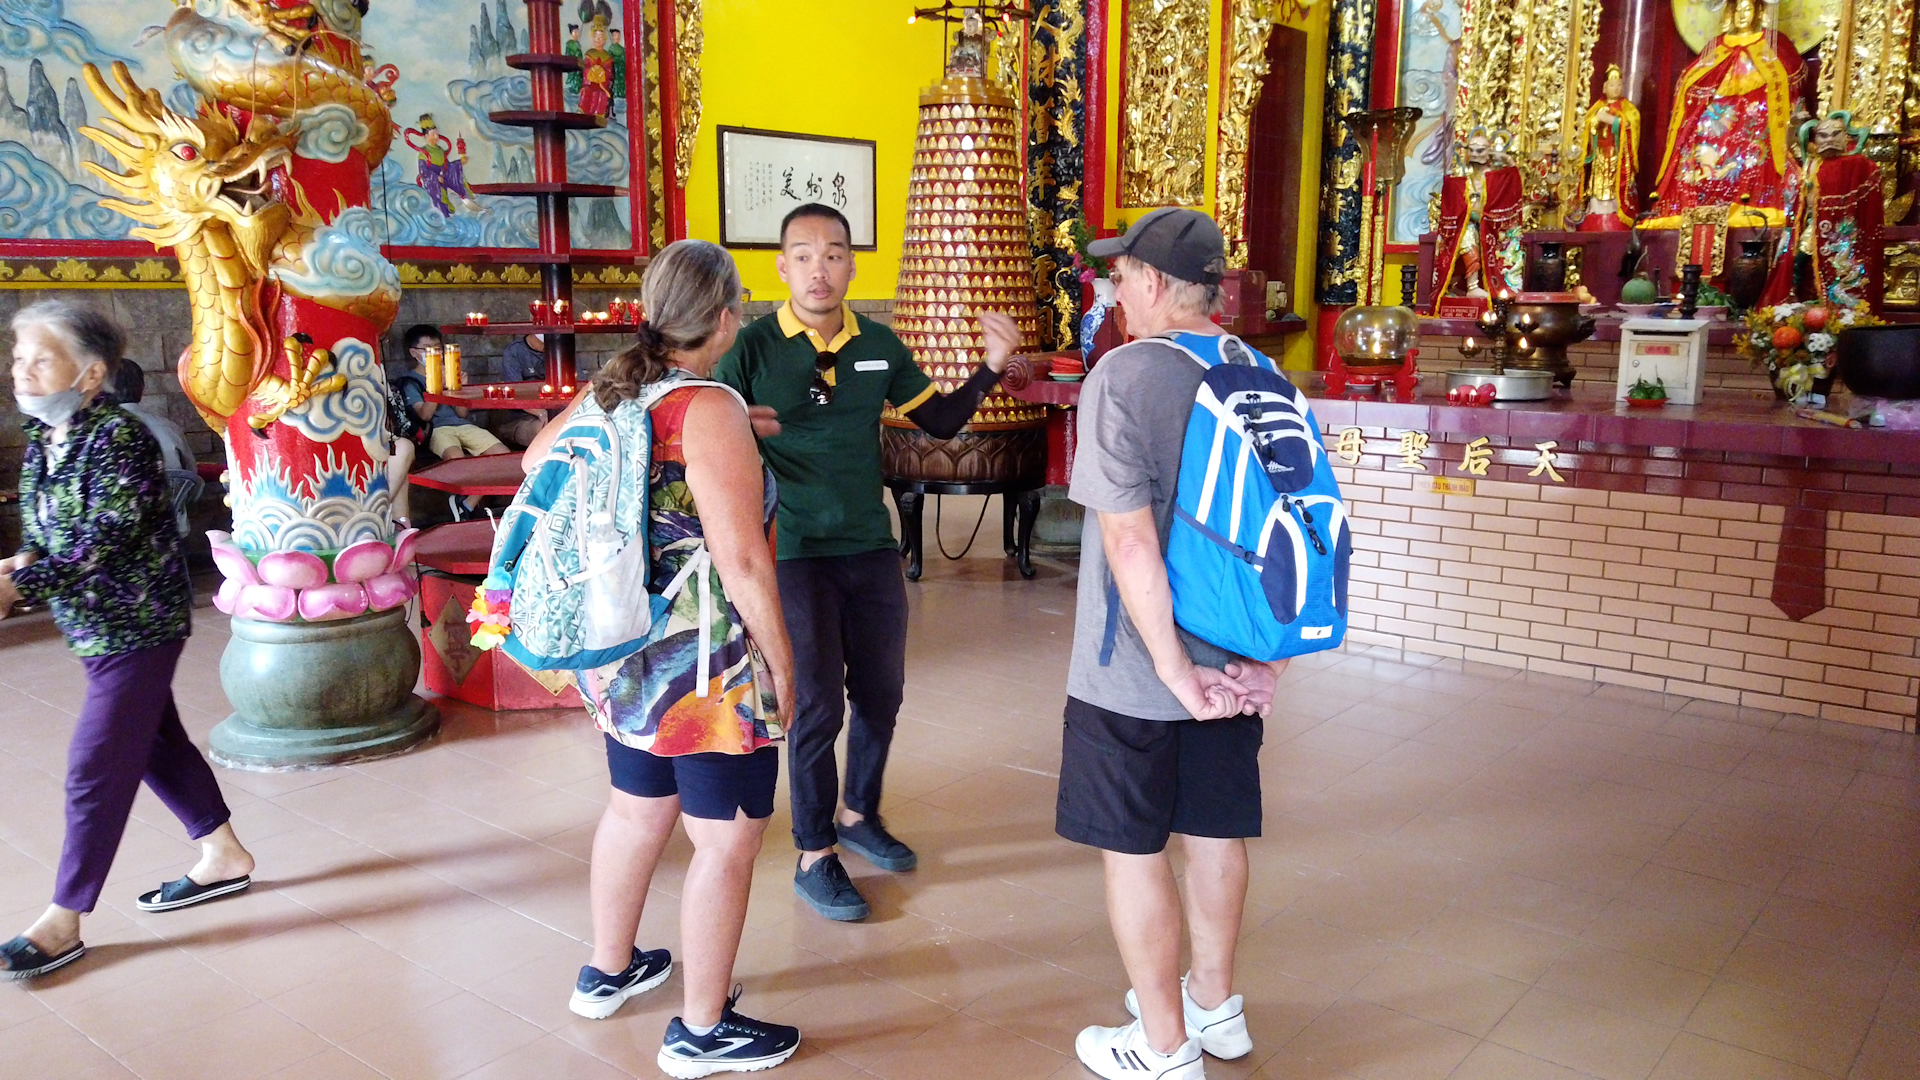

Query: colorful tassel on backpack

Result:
[467,571,513,651]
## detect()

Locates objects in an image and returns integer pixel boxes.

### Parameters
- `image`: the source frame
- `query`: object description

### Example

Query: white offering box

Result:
[1616,318,1711,406]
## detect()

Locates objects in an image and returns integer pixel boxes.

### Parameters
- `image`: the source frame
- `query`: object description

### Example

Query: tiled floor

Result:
[1,536,1917,1080]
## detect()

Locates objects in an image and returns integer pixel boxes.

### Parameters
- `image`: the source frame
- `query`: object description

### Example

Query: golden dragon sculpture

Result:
[78,0,396,431]
[81,61,344,429]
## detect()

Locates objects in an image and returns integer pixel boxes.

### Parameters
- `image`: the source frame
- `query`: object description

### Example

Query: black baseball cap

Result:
[1086,208,1226,286]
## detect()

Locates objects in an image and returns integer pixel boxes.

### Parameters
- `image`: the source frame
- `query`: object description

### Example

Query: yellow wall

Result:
[682,0,949,300]
[1096,1,1330,370]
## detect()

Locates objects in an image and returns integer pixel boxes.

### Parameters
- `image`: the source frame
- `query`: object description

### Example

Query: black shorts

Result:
[1055,697,1263,855]
[604,735,779,821]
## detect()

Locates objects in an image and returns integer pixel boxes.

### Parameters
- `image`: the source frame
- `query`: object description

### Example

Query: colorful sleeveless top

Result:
[579,384,782,756]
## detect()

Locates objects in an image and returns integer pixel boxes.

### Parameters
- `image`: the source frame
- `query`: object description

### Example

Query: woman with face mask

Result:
[0,300,255,980]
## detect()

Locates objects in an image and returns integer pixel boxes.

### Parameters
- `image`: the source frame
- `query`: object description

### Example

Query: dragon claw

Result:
[248,337,347,428]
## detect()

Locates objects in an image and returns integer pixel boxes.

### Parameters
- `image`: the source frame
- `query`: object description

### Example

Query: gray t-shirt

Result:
[1067,336,1235,721]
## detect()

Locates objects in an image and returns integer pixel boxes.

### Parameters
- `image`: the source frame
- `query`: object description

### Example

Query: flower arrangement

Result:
[1739,301,1880,401]
[466,571,513,651]
[1067,214,1122,283]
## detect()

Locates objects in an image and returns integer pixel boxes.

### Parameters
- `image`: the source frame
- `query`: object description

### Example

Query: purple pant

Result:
[56,639,230,913]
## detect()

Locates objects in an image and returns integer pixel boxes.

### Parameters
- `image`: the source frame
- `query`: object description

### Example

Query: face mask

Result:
[16,369,91,428]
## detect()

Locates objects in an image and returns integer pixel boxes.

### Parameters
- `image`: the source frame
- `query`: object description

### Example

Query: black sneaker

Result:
[448,495,470,523]
[835,817,917,872]
[792,853,870,922]
[657,987,801,1077]
[569,946,673,1019]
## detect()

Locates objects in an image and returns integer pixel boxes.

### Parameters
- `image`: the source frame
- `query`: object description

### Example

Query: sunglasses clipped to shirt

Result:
[808,350,838,406]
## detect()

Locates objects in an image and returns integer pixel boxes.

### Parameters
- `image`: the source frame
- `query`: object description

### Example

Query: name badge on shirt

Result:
[853,359,889,372]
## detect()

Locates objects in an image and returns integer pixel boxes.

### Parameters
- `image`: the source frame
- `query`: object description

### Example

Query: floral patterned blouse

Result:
[578,383,782,756]
[13,401,191,656]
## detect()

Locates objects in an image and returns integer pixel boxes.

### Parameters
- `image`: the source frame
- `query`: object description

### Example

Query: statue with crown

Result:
[1643,0,1805,256]
[1429,127,1526,312]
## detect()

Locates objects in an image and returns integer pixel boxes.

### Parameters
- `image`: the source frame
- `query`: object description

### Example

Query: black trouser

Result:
[776,550,910,852]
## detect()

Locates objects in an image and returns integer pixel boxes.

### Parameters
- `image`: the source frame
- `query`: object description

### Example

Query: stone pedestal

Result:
[210,606,438,770]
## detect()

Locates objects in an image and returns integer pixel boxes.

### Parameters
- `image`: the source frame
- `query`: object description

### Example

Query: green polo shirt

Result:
[715,302,935,560]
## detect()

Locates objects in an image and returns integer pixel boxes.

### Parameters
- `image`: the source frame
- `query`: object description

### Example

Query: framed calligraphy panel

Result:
[717,126,877,250]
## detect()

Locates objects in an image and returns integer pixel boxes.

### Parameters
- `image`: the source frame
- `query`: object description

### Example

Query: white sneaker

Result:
[1074,1019,1204,1080]
[1124,975,1253,1060]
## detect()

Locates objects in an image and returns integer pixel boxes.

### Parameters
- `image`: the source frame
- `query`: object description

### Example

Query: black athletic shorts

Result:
[1055,696,1263,855]
[604,735,779,820]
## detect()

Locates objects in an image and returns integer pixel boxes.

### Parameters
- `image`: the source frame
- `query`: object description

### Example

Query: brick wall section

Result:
[1329,426,1920,733]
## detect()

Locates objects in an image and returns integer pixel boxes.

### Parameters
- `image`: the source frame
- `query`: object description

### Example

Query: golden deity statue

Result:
[1647,0,1807,227]
[1570,65,1642,231]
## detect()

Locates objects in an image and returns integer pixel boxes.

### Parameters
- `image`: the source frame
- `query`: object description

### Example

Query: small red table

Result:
[412,520,583,711]
[409,455,529,498]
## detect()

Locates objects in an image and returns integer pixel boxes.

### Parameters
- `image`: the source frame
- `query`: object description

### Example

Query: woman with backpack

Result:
[524,240,800,1077]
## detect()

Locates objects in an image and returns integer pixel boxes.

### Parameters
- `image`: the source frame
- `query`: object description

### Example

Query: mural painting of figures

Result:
[403,114,483,218]
[1389,0,1461,244]
[565,1,624,121]
[0,0,641,253]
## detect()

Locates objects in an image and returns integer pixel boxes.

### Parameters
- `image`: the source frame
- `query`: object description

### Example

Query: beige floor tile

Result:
[1614,863,1770,930]
[1576,900,1745,976]
[341,990,548,1080]
[865,1010,1067,1080]
[1647,1033,1830,1080]
[267,952,463,1044]
[261,1047,388,1080]
[1851,1018,1920,1080]
[1286,875,1452,943]
[455,1033,643,1080]
[1534,942,1712,1028]
[1749,894,1917,966]
[1280,995,1479,1080]
[56,960,258,1055]
[1348,948,1530,1038]
[2,1011,137,1080]
[1449,1041,1609,1080]
[1487,987,1678,1080]
[119,1001,328,1080]
[1717,934,1897,1013]
[1237,911,1393,993]
[1454,871,1613,939]
[1682,979,1873,1077]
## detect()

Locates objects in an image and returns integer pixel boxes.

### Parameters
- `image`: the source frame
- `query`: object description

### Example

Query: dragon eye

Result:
[172,144,198,161]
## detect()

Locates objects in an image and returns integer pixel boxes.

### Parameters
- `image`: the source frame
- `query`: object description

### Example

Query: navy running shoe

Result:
[657,986,801,1077]
[569,946,672,1019]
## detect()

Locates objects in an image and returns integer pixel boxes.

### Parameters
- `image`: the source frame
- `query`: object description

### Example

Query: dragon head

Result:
[80,62,295,276]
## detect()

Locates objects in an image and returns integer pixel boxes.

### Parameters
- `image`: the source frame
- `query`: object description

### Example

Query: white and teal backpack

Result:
[480,373,744,682]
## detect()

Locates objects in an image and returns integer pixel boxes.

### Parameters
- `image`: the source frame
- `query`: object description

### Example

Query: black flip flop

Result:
[0,936,85,980]
[135,875,252,913]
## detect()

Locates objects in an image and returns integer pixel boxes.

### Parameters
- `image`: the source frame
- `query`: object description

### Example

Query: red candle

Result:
[530,299,549,323]
[475,312,488,327]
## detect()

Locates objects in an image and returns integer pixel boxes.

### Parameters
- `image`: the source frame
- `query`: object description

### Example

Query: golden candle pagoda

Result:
[882,10,1047,485]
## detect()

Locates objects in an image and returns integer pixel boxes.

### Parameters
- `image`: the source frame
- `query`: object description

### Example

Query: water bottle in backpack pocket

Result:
[1155,333,1351,662]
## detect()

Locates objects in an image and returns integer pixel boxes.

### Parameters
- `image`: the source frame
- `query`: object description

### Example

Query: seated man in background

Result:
[101,358,195,473]
[399,324,508,519]
[493,332,551,448]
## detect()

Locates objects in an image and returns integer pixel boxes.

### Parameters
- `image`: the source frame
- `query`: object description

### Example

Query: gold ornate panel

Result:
[1455,0,1598,196]
[1216,0,1275,267]
[1121,0,1211,206]
[673,0,703,189]
[0,258,645,289]
[1816,0,1916,133]
[1889,241,1920,309]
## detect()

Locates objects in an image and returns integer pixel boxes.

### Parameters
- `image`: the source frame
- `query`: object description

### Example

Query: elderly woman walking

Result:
[0,300,254,980]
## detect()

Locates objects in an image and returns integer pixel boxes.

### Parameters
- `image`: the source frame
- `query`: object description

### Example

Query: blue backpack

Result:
[1153,332,1351,661]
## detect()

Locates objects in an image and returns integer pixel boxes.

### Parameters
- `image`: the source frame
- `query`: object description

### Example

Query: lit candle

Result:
[530,299,549,323]
[475,312,488,327]
[541,383,554,396]
[1462,335,1477,354]
[561,384,575,396]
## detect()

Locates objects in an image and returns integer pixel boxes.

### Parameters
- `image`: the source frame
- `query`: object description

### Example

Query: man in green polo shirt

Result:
[716,202,1017,922]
